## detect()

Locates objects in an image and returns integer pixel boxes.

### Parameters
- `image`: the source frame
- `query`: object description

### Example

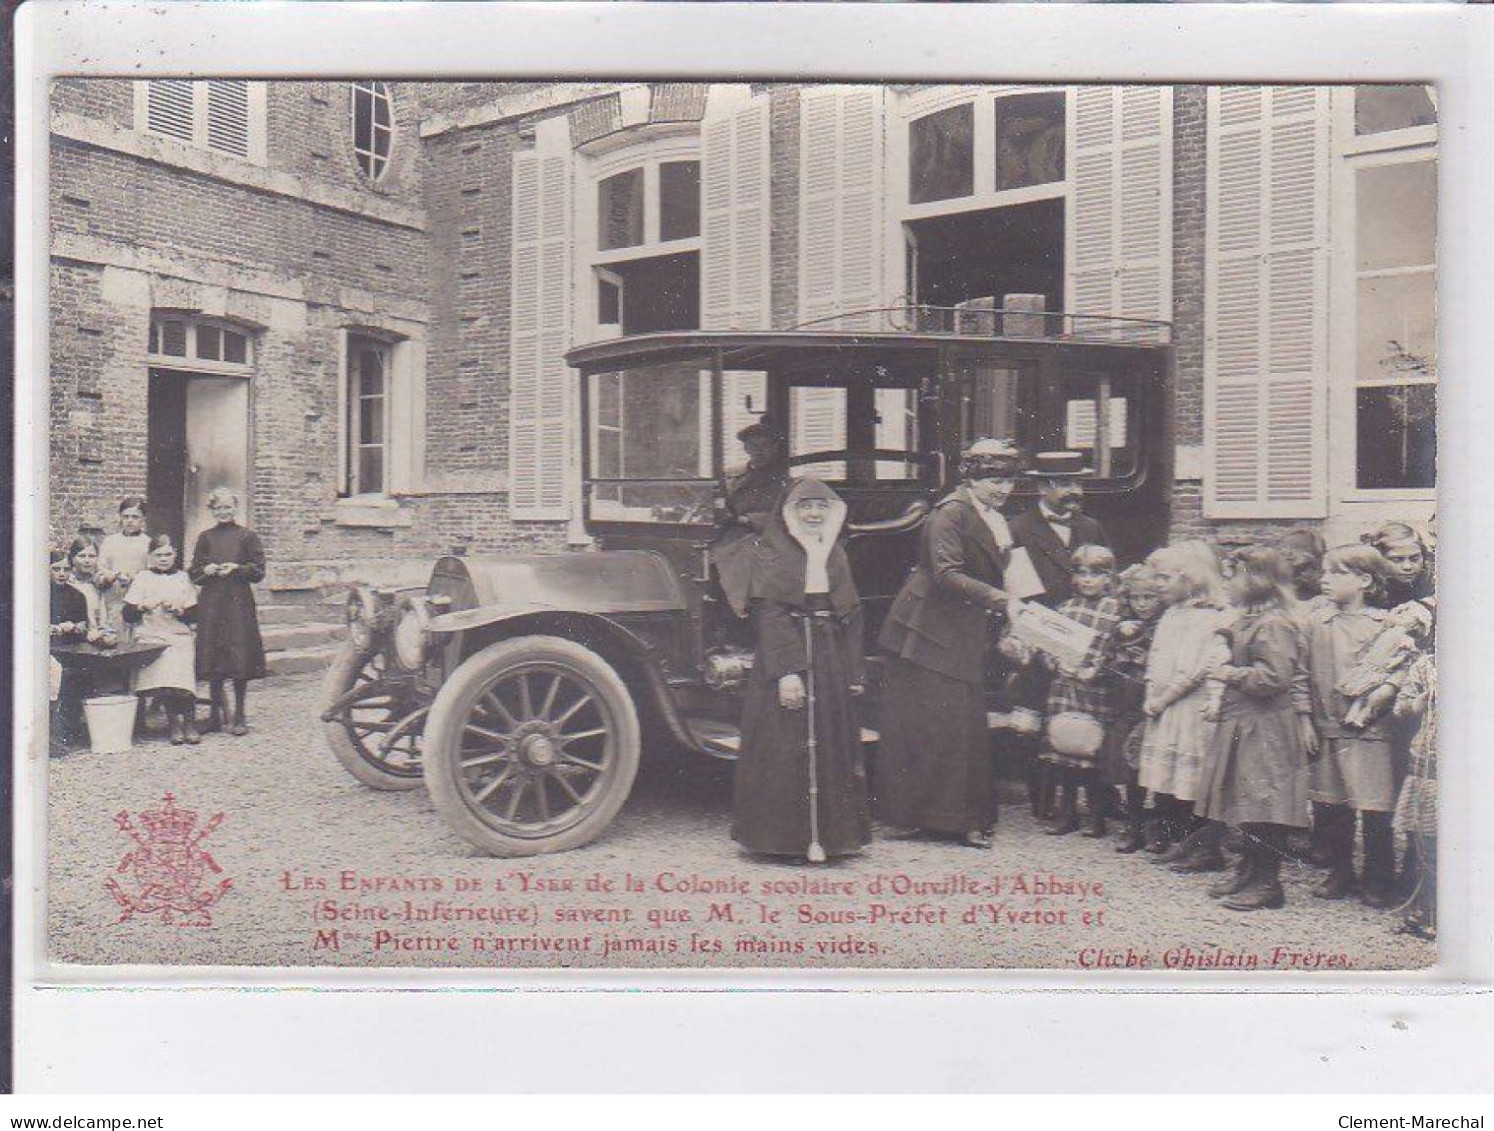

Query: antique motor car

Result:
[323,307,1173,856]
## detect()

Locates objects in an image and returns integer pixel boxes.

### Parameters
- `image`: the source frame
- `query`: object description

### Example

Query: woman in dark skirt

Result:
[190,486,267,736]
[874,439,1028,848]
[732,478,870,861]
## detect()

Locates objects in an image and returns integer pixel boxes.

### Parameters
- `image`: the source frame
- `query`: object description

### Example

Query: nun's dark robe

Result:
[731,482,871,858]
[190,521,267,681]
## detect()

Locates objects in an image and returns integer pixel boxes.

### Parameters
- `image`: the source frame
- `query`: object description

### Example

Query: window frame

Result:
[134,80,268,166]
[146,314,255,377]
[578,134,703,345]
[350,81,396,183]
[1329,86,1439,507]
[345,335,393,498]
[894,86,1070,226]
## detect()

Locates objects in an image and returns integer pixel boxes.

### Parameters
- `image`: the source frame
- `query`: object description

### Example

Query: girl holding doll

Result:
[1102,564,1167,853]
[1137,544,1231,858]
[1037,544,1122,837]
[123,535,201,745]
[1194,547,1309,912]
[1304,544,1400,905]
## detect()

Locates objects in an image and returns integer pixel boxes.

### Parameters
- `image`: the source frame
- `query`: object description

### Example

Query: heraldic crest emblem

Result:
[106,793,233,926]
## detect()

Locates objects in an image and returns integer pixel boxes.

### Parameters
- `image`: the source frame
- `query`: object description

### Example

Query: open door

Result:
[183,376,250,550]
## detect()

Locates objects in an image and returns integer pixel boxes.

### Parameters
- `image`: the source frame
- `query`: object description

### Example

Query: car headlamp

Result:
[345,587,379,654]
[391,596,431,671]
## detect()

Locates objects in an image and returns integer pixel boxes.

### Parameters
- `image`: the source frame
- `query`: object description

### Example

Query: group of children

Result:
[49,489,268,750]
[1017,521,1437,936]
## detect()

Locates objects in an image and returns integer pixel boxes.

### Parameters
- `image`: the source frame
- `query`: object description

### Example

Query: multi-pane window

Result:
[148,316,252,369]
[992,91,1065,191]
[909,103,974,204]
[351,81,394,181]
[140,80,264,162]
[347,336,391,495]
[591,154,703,337]
[1355,84,1436,137]
[1354,157,1437,490]
[907,92,1068,206]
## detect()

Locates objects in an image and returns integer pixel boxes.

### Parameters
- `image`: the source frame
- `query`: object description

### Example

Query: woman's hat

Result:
[960,438,1027,480]
[1026,450,1094,478]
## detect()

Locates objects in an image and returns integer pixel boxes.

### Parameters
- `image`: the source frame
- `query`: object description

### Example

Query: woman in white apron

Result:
[97,496,152,641]
[122,535,201,745]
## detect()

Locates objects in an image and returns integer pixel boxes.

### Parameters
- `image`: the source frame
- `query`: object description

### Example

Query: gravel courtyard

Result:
[45,670,1437,974]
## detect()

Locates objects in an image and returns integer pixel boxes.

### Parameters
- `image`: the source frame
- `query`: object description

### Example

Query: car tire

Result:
[423,635,641,856]
[323,642,427,791]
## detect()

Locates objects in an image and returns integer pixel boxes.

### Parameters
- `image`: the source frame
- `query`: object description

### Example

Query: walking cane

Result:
[801,612,827,864]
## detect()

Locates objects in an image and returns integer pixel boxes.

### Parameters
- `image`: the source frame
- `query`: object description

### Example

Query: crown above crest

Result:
[139,793,199,842]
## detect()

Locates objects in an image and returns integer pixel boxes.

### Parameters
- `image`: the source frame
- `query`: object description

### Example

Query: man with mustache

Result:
[1007,451,1109,606]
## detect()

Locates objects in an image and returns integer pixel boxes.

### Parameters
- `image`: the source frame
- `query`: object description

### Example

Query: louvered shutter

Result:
[145,80,194,142]
[510,120,573,520]
[702,88,770,331]
[799,85,885,330]
[1066,85,1172,340]
[206,81,251,158]
[1204,86,1329,518]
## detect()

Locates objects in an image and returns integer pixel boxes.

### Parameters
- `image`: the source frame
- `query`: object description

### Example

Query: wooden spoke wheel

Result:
[323,643,429,791]
[422,636,640,856]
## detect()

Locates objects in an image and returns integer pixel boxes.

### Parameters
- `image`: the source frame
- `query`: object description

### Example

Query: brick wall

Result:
[768,84,801,329]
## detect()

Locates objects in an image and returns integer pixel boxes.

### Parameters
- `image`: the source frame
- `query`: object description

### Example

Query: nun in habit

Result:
[731,478,871,861]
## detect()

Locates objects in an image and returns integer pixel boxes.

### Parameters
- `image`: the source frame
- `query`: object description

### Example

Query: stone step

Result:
[266,642,343,677]
[262,621,347,651]
[259,602,342,626]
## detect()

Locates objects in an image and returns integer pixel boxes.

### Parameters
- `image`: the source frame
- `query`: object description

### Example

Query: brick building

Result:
[49,80,1437,604]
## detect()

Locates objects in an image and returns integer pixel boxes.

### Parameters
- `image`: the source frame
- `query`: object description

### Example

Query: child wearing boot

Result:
[1037,545,1121,837]
[1137,544,1230,858]
[1102,564,1166,853]
[122,535,201,745]
[1194,547,1309,912]
[1305,544,1400,906]
[1391,601,1436,939]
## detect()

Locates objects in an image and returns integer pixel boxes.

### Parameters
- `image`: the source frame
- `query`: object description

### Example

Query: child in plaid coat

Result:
[1038,544,1122,837]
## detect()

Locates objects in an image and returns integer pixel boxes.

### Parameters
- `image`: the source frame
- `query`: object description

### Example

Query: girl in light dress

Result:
[123,535,201,746]
[65,536,109,640]
[1137,543,1231,860]
[97,496,153,641]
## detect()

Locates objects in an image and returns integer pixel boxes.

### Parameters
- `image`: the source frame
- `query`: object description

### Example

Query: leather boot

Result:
[205,684,226,733]
[1312,864,1357,900]
[182,710,201,746]
[1045,784,1079,836]
[1115,791,1145,853]
[1208,854,1256,899]
[1082,785,1108,838]
[1306,801,1337,867]
[1360,811,1397,908]
[230,707,249,737]
[1170,821,1227,873]
[1223,829,1286,911]
[168,712,186,746]
[1143,818,1171,854]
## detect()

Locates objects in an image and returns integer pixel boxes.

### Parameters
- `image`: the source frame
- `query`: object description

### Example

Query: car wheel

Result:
[323,642,428,791]
[423,635,641,856]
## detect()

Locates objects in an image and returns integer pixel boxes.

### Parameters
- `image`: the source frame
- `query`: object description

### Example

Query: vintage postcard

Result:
[31,68,1448,976]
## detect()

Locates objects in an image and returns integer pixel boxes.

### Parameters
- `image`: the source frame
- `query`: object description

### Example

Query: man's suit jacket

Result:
[879,488,1010,684]
[1007,507,1108,607]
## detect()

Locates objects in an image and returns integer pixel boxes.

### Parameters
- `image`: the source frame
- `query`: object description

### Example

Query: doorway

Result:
[905,198,1064,312]
[147,369,250,555]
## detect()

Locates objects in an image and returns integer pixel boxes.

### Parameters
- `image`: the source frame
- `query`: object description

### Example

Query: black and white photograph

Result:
[32,73,1448,973]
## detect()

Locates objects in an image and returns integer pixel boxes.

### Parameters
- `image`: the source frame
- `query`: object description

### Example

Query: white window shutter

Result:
[1066,86,1172,340]
[206,80,252,158]
[510,124,574,521]
[799,85,885,330]
[702,90,770,331]
[1204,86,1329,518]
